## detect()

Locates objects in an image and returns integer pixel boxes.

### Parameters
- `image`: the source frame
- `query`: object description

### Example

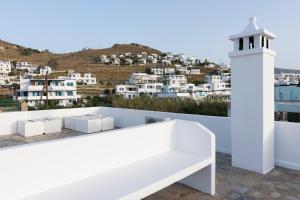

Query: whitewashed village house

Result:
[0,60,12,85]
[39,66,52,75]
[17,77,79,107]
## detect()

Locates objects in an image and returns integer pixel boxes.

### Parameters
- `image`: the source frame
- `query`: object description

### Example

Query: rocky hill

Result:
[0,40,161,81]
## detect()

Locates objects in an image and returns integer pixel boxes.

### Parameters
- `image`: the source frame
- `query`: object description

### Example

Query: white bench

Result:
[0,120,215,200]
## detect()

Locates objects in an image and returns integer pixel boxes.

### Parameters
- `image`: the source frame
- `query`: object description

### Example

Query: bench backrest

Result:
[0,120,214,200]
[0,121,175,199]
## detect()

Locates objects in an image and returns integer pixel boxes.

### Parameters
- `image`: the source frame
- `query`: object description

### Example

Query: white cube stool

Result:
[44,118,62,134]
[18,120,45,137]
[75,116,102,133]
[102,117,114,131]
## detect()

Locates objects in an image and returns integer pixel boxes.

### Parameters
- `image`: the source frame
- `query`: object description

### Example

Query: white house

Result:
[175,65,189,74]
[0,60,12,74]
[151,67,175,75]
[190,68,201,75]
[116,85,139,99]
[129,73,160,85]
[16,62,37,73]
[163,75,187,87]
[274,73,300,85]
[164,68,175,75]
[161,59,171,66]
[220,73,231,82]
[39,66,52,75]
[219,62,231,68]
[151,67,164,75]
[67,70,82,81]
[0,60,12,85]
[205,75,229,91]
[124,58,133,65]
[17,78,80,107]
[138,59,147,65]
[137,83,163,96]
[82,73,97,85]
[100,55,110,64]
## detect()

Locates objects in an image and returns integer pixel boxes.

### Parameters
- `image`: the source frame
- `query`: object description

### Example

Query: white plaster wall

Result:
[231,53,266,173]
[0,120,214,199]
[0,107,299,171]
[275,121,300,171]
[99,107,231,154]
[0,121,175,199]
[99,107,300,171]
[0,107,102,136]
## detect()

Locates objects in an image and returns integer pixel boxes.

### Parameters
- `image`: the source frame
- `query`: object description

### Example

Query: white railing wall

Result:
[274,121,300,170]
[99,107,300,170]
[0,106,299,170]
[98,107,231,154]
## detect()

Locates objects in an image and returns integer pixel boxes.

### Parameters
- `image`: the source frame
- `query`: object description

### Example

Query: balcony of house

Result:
[0,107,299,199]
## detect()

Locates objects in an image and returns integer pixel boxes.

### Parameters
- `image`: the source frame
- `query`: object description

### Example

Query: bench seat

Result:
[0,120,215,200]
[24,151,211,200]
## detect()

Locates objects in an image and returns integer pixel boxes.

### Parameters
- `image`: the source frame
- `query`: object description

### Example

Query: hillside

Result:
[275,67,300,74]
[0,40,161,81]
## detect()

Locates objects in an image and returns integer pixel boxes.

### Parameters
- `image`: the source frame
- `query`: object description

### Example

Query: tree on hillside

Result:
[47,58,59,70]
[144,67,152,74]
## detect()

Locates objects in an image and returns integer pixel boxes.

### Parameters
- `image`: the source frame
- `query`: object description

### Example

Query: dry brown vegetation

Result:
[0,40,161,81]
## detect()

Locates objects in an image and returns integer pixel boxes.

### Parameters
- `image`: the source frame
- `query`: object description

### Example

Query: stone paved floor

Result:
[146,153,300,200]
[0,132,299,200]
[0,129,86,148]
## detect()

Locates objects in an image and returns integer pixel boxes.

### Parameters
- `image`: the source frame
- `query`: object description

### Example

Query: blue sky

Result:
[0,0,299,69]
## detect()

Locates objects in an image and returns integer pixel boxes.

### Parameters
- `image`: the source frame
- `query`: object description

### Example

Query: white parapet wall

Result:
[98,107,300,171]
[99,107,231,154]
[0,106,299,171]
[0,120,215,199]
[275,121,300,171]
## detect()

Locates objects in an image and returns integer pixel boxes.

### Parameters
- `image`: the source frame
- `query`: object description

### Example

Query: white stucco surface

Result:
[0,119,215,200]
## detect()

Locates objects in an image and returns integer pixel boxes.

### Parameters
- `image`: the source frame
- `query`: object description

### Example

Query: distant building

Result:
[190,69,201,75]
[16,62,37,73]
[116,85,138,99]
[0,60,12,74]
[220,73,231,82]
[17,78,79,107]
[0,60,12,85]
[82,73,97,85]
[162,75,187,87]
[67,71,96,85]
[137,83,163,96]
[129,73,160,85]
[205,75,230,91]
[219,62,231,68]
[151,67,175,75]
[151,67,164,75]
[39,66,52,75]
[68,70,81,81]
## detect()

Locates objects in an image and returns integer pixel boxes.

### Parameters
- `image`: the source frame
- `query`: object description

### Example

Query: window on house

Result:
[249,36,254,49]
[239,38,243,50]
[266,39,269,49]
[261,36,265,47]
[67,82,73,86]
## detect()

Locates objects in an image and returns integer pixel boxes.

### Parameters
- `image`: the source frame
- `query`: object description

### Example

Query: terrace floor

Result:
[146,153,300,200]
[0,129,85,148]
[0,131,299,200]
